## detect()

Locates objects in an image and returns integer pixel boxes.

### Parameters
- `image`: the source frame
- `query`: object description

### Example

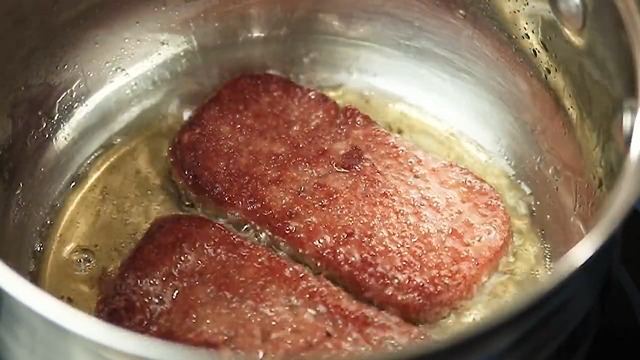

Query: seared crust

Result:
[169,73,511,323]
[96,215,423,359]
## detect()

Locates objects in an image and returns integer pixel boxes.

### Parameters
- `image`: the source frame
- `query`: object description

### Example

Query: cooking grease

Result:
[37,88,550,340]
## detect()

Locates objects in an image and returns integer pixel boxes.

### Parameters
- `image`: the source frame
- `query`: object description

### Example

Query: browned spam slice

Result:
[95,215,424,359]
[169,73,512,324]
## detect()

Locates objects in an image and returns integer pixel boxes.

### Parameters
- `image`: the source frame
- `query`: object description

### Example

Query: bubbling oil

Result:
[37,87,550,340]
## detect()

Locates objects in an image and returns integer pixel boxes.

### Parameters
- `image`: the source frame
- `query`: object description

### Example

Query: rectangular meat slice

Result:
[96,215,423,359]
[169,73,512,324]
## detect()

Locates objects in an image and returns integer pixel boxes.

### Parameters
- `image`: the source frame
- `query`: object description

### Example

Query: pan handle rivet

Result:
[550,0,586,33]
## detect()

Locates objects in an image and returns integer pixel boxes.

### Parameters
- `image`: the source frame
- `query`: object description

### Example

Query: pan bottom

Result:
[36,83,550,343]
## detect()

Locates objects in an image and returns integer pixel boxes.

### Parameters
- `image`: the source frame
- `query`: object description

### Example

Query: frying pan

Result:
[1,0,639,359]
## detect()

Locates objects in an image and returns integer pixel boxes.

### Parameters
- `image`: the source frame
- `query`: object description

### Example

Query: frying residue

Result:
[37,87,550,342]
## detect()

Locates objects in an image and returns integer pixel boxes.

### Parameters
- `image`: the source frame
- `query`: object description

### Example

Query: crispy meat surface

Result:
[96,215,423,359]
[169,73,511,323]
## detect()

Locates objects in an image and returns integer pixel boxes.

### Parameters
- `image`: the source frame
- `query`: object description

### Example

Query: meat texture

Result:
[169,73,512,324]
[96,215,423,359]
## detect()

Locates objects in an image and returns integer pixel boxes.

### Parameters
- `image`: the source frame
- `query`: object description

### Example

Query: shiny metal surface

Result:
[0,0,638,359]
[551,0,586,32]
[621,99,637,147]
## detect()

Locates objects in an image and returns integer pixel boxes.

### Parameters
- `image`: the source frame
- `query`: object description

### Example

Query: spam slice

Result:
[169,73,512,324]
[96,215,423,359]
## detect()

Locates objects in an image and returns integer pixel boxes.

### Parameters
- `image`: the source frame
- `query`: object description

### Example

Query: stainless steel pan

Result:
[1,0,640,359]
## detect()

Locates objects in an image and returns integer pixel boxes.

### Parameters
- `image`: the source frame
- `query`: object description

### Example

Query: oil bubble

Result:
[69,247,96,275]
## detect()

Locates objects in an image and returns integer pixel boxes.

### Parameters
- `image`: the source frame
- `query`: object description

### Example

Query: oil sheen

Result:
[37,87,550,341]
